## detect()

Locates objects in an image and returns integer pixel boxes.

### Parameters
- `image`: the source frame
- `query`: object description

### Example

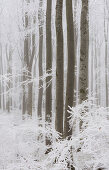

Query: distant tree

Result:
[64,0,75,138]
[27,28,35,116]
[79,0,89,103]
[22,1,29,115]
[74,0,79,106]
[0,44,2,109]
[104,0,108,107]
[6,45,13,113]
[23,0,36,116]
[0,47,5,111]
[37,0,44,118]
[55,0,64,135]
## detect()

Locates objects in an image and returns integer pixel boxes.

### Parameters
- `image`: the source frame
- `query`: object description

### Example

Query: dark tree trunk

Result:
[45,0,52,150]
[46,0,52,123]
[79,0,89,103]
[55,0,64,135]
[64,0,75,138]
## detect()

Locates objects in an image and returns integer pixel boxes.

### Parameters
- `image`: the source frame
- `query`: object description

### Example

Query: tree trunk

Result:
[6,45,12,113]
[0,44,2,109]
[55,0,64,135]
[46,0,52,123]
[23,1,35,116]
[37,0,43,118]
[104,0,108,107]
[22,10,29,115]
[45,0,52,151]
[79,0,89,103]
[27,22,35,116]
[22,72,26,115]
[27,67,33,116]
[64,0,75,139]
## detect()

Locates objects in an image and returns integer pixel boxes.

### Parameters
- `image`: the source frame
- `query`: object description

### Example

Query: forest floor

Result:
[0,111,47,170]
[0,105,109,170]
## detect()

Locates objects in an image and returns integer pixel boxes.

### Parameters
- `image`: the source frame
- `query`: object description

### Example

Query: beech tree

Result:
[64,0,75,138]
[79,0,89,103]
[23,0,36,116]
[0,44,2,109]
[6,45,13,113]
[37,0,44,118]
[104,0,108,107]
[46,0,52,122]
[55,0,64,135]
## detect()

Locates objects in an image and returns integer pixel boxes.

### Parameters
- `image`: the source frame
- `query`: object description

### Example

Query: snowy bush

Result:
[44,100,109,170]
[68,100,109,169]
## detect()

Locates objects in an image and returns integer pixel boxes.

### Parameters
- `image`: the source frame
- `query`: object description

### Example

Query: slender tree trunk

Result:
[27,68,33,116]
[55,0,64,135]
[79,0,89,103]
[73,0,78,106]
[22,72,26,115]
[64,0,75,139]
[46,0,52,123]
[94,35,97,104]
[0,53,5,111]
[104,0,108,107]
[9,48,12,111]
[45,0,52,152]
[38,0,43,118]
[22,11,29,115]
[0,44,2,109]
[27,23,35,116]
[105,35,108,107]
[0,80,1,109]
[6,45,12,113]
[23,1,35,116]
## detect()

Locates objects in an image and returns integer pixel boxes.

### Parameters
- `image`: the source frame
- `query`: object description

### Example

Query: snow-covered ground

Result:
[0,111,60,170]
[0,111,47,170]
[1,101,109,170]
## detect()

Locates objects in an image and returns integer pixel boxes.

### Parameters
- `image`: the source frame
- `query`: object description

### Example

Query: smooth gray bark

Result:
[38,0,43,118]
[55,0,64,135]
[79,0,89,103]
[45,0,52,151]
[23,3,35,116]
[46,0,52,122]
[0,45,2,109]
[104,0,108,107]
[22,11,28,115]
[27,26,35,116]
[64,0,75,139]
[6,45,12,113]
